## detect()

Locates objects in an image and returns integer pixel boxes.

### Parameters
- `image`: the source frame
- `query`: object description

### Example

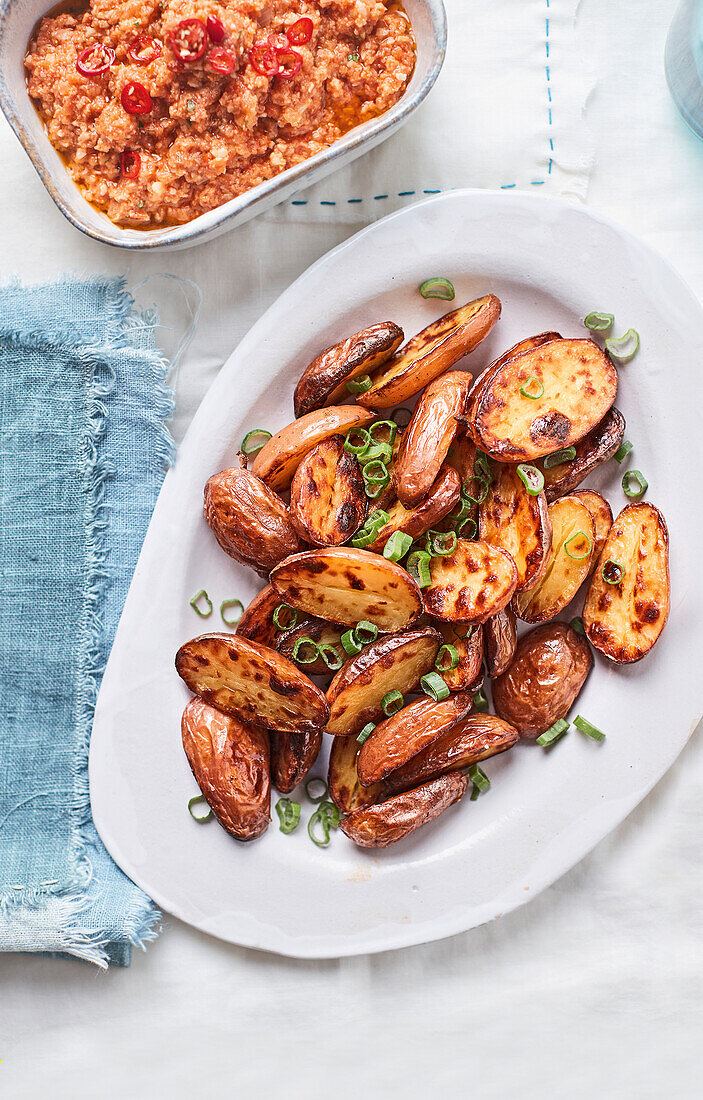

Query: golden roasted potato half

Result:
[484,607,517,678]
[328,735,384,814]
[465,332,562,445]
[366,465,460,553]
[204,468,304,578]
[492,622,592,737]
[393,371,473,508]
[182,698,270,841]
[326,627,442,736]
[270,728,323,794]
[424,539,518,624]
[275,618,344,676]
[472,339,618,461]
[236,584,281,648]
[357,294,501,409]
[289,434,366,546]
[176,633,329,734]
[436,622,484,691]
[251,405,375,492]
[573,490,613,567]
[513,495,595,623]
[340,773,468,848]
[357,692,473,785]
[583,502,670,663]
[479,462,552,592]
[294,322,404,417]
[384,713,519,793]
[542,408,626,502]
[271,547,423,632]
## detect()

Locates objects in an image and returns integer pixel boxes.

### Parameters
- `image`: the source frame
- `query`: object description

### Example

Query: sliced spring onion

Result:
[456,516,478,540]
[345,374,373,394]
[319,644,344,671]
[369,420,397,446]
[602,559,625,585]
[366,508,391,528]
[461,476,490,505]
[419,276,455,301]
[564,530,592,560]
[363,459,389,484]
[308,802,340,847]
[351,509,390,548]
[188,795,212,822]
[382,690,405,717]
[449,498,473,523]
[570,616,585,635]
[574,715,606,742]
[622,469,648,498]
[305,777,329,803]
[391,406,413,427]
[220,598,243,627]
[583,311,614,332]
[472,688,489,713]
[614,440,633,464]
[358,440,393,466]
[189,589,213,617]
[383,530,413,562]
[536,718,570,748]
[606,328,640,363]
[357,722,376,745]
[429,530,457,557]
[519,375,544,400]
[365,479,390,500]
[468,763,490,793]
[435,644,459,672]
[341,628,363,656]
[543,446,577,469]
[516,464,545,496]
[420,671,450,701]
[292,637,320,665]
[406,549,432,588]
[344,426,371,456]
[275,798,301,834]
[353,621,378,646]
[474,452,494,484]
[241,428,272,455]
[273,603,298,630]
[453,623,474,640]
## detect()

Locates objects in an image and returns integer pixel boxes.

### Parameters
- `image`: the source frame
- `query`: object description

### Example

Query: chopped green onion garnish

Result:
[273,603,298,630]
[449,498,473,523]
[543,446,577,469]
[473,689,489,713]
[382,689,405,717]
[353,620,378,646]
[305,777,329,803]
[220,598,243,627]
[602,559,625,585]
[564,530,592,560]
[453,623,474,640]
[241,428,272,455]
[536,719,570,747]
[391,406,413,427]
[516,464,545,496]
[574,715,606,742]
[583,311,614,332]
[351,509,390,547]
[358,440,393,466]
[383,530,413,562]
[570,616,585,635]
[188,795,212,822]
[291,637,319,665]
[344,426,372,456]
[341,628,363,656]
[366,508,391,528]
[357,722,376,745]
[606,328,640,363]
[308,801,340,847]
[275,798,301,834]
[456,516,478,539]
[420,671,450,701]
[622,469,648,498]
[614,440,633,464]
[406,549,432,588]
[461,476,490,505]
[363,459,389,484]
[468,763,490,797]
[419,276,456,301]
[474,452,494,484]
[319,644,344,671]
[435,644,459,672]
[365,479,390,499]
[429,530,457,557]
[189,589,213,618]
[346,374,373,394]
[519,375,544,400]
[369,420,398,446]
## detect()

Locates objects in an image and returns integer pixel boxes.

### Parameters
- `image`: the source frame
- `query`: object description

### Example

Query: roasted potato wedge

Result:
[270,728,323,794]
[436,622,484,691]
[583,503,670,663]
[326,627,442,736]
[465,332,562,445]
[357,692,473,785]
[472,339,618,461]
[204,468,304,578]
[366,465,461,553]
[182,698,270,841]
[271,547,423,632]
[289,434,366,546]
[484,607,517,678]
[176,633,329,734]
[513,495,595,623]
[424,539,518,624]
[294,322,404,417]
[328,735,384,814]
[573,490,613,567]
[492,622,592,737]
[393,371,473,508]
[251,406,375,491]
[236,584,281,648]
[542,408,626,501]
[357,294,501,409]
[384,713,519,793]
[479,462,552,592]
[275,618,344,675]
[340,773,468,848]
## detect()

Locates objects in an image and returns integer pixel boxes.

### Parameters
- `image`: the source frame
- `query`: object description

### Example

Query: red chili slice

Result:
[207,47,235,75]
[75,43,115,79]
[127,35,163,65]
[121,81,153,114]
[120,150,141,179]
[206,15,226,43]
[168,18,208,63]
[286,17,313,46]
[249,39,279,78]
[275,46,302,79]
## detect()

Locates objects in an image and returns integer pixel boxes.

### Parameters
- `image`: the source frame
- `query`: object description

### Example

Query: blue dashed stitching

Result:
[546,3,553,174]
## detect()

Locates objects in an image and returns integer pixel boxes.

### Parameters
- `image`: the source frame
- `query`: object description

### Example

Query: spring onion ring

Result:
[275,798,301,834]
[188,795,212,822]
[241,428,272,455]
[543,446,577,469]
[583,311,614,332]
[622,470,648,498]
[220,598,243,627]
[419,276,456,301]
[382,690,404,717]
[536,719,570,748]
[357,722,376,745]
[516,464,545,496]
[519,375,544,400]
[189,589,213,618]
[420,671,450,701]
[606,328,640,363]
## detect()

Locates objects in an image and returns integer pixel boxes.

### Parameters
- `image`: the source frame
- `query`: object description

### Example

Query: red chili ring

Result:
[206,15,226,43]
[286,17,313,46]
[120,81,153,115]
[127,35,163,65]
[275,46,302,80]
[207,46,235,75]
[120,150,141,179]
[75,43,115,79]
[168,17,209,63]
[249,39,279,78]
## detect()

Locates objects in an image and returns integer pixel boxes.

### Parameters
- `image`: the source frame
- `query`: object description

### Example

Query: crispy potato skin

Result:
[384,713,519,792]
[492,622,593,737]
[328,735,384,814]
[366,465,461,553]
[204,468,304,578]
[176,633,330,734]
[271,547,423,632]
[275,619,344,676]
[236,584,282,648]
[465,332,562,446]
[484,607,517,678]
[357,692,473,785]
[513,496,595,623]
[473,339,618,461]
[393,371,473,508]
[270,728,323,794]
[289,435,366,546]
[182,698,270,841]
[436,622,484,691]
[479,462,552,592]
[424,539,518,624]
[573,490,613,568]
[251,406,375,491]
[340,773,468,848]
[543,408,625,502]
[326,627,442,736]
[583,503,670,663]
[294,323,404,417]
[357,295,501,409]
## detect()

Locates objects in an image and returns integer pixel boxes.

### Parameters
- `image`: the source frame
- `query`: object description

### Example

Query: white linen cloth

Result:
[1,1,702,1096]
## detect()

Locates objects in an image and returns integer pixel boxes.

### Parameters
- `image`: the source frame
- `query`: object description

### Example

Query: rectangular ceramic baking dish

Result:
[0,0,446,250]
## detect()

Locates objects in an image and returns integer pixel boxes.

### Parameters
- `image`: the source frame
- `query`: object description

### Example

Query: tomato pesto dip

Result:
[25,1,416,228]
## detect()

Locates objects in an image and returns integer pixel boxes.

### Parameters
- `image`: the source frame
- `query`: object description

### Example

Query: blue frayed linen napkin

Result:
[0,277,174,967]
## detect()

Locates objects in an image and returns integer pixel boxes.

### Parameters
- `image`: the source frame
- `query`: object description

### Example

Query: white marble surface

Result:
[2,1,702,1096]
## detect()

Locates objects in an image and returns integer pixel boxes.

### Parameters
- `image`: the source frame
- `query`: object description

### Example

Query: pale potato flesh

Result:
[328,735,384,814]
[289,434,366,546]
[573,490,613,569]
[251,405,375,491]
[513,496,596,623]
[465,332,562,446]
[479,462,552,592]
[423,539,518,624]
